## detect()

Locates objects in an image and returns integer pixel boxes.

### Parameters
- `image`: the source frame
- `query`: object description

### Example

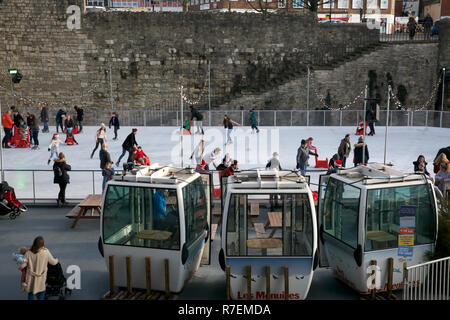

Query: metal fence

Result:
[379,23,439,42]
[15,109,450,128]
[403,256,450,300]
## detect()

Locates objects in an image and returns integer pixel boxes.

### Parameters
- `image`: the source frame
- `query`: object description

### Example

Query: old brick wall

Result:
[0,0,380,115]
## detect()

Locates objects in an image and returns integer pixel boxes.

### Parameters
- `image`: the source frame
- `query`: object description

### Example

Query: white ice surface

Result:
[2,125,449,199]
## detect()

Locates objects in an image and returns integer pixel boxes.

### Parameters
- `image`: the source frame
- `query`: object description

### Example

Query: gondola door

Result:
[200,173,212,265]
[317,174,330,268]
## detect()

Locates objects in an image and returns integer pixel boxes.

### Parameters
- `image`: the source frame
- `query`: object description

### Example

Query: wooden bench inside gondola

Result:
[247,238,282,255]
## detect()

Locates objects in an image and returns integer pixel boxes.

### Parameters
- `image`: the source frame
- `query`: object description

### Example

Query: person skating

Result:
[102,162,115,192]
[337,134,351,167]
[353,136,369,166]
[2,108,14,148]
[190,139,205,164]
[134,146,149,166]
[40,102,49,133]
[189,105,204,135]
[74,105,84,132]
[222,115,240,145]
[30,114,40,150]
[202,147,221,170]
[216,153,233,171]
[250,108,259,133]
[222,160,239,178]
[12,109,24,128]
[296,139,318,176]
[64,115,74,132]
[109,112,120,140]
[90,124,107,159]
[327,154,340,174]
[55,107,66,133]
[99,143,112,170]
[266,152,282,170]
[47,133,62,165]
[53,152,71,207]
[116,128,138,167]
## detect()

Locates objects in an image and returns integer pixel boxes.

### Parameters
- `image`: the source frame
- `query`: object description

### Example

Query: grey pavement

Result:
[0,205,360,300]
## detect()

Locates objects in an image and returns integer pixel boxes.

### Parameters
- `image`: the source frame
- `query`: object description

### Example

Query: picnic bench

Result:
[247,238,282,255]
[66,194,102,229]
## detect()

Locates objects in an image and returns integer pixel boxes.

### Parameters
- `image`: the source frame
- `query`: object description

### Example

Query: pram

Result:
[0,181,27,219]
[45,262,72,300]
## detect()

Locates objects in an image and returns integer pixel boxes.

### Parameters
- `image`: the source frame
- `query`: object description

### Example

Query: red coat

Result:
[2,113,14,129]
[222,166,235,177]
[135,149,148,159]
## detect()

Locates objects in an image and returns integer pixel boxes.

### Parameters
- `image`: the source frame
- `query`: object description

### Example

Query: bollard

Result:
[108,255,115,297]
[266,266,271,300]
[165,259,170,298]
[387,258,394,299]
[226,265,230,300]
[126,256,132,295]
[145,257,151,296]
[247,265,252,300]
[284,266,289,300]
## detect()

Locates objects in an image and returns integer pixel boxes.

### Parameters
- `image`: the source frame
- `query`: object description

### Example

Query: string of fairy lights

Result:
[389,76,442,111]
[314,87,365,110]
[180,72,209,106]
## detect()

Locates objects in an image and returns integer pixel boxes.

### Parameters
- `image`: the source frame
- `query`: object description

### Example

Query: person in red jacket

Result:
[134,146,149,166]
[2,109,14,148]
[222,160,239,177]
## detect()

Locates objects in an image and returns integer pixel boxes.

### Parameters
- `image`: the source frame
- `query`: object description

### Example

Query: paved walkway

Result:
[0,205,360,300]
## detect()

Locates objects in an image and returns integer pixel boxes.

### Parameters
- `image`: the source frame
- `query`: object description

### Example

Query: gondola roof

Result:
[227,169,309,190]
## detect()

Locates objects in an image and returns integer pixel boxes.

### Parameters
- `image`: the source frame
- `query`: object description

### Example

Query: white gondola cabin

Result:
[219,170,318,300]
[318,163,439,294]
[98,164,211,293]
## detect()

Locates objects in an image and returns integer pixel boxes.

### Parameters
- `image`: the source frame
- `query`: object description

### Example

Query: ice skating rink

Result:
[3,126,449,198]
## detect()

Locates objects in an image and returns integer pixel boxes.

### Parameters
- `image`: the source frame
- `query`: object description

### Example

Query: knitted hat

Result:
[301,139,306,145]
[74,105,78,110]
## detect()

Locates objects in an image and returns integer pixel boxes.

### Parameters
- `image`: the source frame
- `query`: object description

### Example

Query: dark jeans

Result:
[91,138,104,158]
[114,126,118,139]
[368,122,375,135]
[339,153,347,167]
[58,182,67,203]
[251,124,259,131]
[78,120,83,131]
[2,127,11,147]
[56,121,63,133]
[117,147,132,164]
[32,130,39,146]
[28,291,45,300]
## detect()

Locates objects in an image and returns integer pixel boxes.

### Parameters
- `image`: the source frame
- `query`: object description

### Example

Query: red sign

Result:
[399,228,415,234]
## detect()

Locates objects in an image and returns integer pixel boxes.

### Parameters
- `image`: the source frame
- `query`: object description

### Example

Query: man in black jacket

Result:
[116,128,138,167]
[74,105,84,132]
[189,105,204,135]
[40,103,49,133]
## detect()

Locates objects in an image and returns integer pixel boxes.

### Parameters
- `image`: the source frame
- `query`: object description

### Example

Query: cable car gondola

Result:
[318,163,439,294]
[98,164,211,293]
[219,170,318,300]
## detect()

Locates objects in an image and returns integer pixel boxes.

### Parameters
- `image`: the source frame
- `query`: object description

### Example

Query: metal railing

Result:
[379,23,439,42]
[14,109,450,128]
[403,256,450,300]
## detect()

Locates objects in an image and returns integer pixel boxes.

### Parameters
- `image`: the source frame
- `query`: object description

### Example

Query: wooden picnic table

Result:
[66,194,102,229]
[265,211,291,238]
[247,238,282,255]
[367,230,397,242]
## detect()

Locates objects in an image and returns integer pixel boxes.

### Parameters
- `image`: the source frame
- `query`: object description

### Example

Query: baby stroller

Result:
[0,181,27,220]
[45,262,72,300]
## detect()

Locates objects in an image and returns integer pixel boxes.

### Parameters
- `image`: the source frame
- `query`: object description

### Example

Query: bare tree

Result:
[245,0,332,14]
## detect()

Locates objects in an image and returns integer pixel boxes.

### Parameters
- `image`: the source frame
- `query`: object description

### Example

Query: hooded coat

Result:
[353,142,369,165]
[53,159,71,184]
[122,132,138,150]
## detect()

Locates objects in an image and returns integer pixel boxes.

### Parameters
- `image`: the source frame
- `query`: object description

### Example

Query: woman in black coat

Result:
[99,143,111,170]
[53,152,71,207]
[353,136,369,166]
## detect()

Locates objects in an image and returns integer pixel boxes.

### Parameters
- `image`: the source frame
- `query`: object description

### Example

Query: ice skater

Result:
[90,124,107,159]
[189,105,204,135]
[202,147,221,170]
[190,139,205,164]
[249,108,259,133]
[116,128,139,167]
[48,133,62,165]
[109,112,120,140]
[222,114,240,145]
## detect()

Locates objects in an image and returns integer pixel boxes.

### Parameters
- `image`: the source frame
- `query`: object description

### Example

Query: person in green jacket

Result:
[250,108,259,133]
[183,116,191,134]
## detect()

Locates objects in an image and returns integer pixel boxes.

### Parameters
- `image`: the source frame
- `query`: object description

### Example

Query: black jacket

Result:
[13,113,23,127]
[413,161,430,175]
[109,116,120,128]
[353,143,369,165]
[53,160,71,184]
[100,149,111,170]
[64,118,74,129]
[435,147,450,162]
[40,107,49,122]
[122,133,138,150]
[190,107,203,121]
[75,108,84,122]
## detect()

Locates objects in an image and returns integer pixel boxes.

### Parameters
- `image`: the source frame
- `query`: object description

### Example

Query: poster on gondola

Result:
[399,205,416,229]
[398,246,414,257]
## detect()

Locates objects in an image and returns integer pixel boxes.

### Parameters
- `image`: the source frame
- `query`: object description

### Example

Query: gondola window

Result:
[226,193,313,257]
[322,178,360,248]
[364,184,435,251]
[183,177,207,245]
[103,185,180,250]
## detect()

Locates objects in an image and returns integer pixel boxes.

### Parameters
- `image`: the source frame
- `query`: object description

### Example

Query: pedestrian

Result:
[407,17,417,40]
[30,114,40,150]
[217,153,233,171]
[20,236,58,300]
[423,14,433,39]
[39,102,49,133]
[189,105,204,135]
[73,105,84,133]
[109,112,120,140]
[266,152,282,170]
[222,114,240,145]
[90,124,107,159]
[102,161,115,192]
[250,108,259,134]
[53,152,71,207]
[64,114,74,132]
[337,134,351,167]
[433,152,449,174]
[99,143,111,170]
[12,109,24,127]
[435,162,450,194]
[434,146,450,163]
[353,136,369,166]
[47,133,62,165]
[202,147,221,170]
[190,139,205,164]
[2,108,14,148]
[305,137,317,164]
[222,160,239,178]
[25,112,33,146]
[116,128,139,167]
[17,119,28,144]
[366,103,376,136]
[55,107,66,133]
[413,155,430,176]
[296,139,318,176]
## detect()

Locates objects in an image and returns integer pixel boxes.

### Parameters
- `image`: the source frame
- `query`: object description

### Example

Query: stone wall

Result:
[0,0,379,112]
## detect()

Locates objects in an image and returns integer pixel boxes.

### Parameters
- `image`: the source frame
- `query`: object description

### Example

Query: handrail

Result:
[406,256,450,269]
